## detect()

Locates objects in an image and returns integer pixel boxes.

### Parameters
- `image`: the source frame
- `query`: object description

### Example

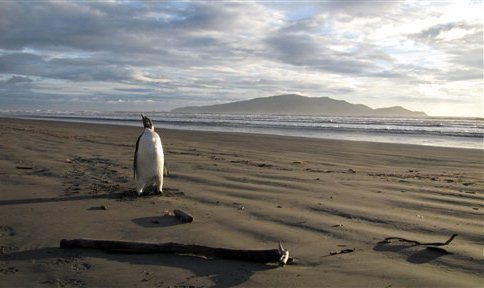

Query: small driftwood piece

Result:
[329,248,355,256]
[60,239,291,266]
[173,209,194,223]
[378,234,458,246]
[16,166,33,170]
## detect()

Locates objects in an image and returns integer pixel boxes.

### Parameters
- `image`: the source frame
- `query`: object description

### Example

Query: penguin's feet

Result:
[154,189,163,196]
[145,187,162,196]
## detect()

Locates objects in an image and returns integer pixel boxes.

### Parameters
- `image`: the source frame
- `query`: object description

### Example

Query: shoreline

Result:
[1,116,482,151]
[0,117,482,287]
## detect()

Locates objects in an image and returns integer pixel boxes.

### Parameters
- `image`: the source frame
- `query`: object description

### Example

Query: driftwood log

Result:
[60,239,291,266]
[173,209,194,223]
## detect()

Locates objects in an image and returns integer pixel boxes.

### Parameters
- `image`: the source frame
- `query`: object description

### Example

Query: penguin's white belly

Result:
[136,130,164,194]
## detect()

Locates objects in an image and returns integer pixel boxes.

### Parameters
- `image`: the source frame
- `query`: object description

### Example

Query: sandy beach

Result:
[0,117,482,287]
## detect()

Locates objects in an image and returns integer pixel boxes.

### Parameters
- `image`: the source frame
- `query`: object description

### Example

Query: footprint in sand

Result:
[0,245,19,256]
[0,266,18,275]
[55,278,86,288]
[71,262,92,273]
[50,255,92,273]
[63,156,130,197]
[0,226,15,237]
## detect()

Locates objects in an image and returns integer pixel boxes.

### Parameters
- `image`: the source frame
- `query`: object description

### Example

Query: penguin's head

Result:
[141,114,153,129]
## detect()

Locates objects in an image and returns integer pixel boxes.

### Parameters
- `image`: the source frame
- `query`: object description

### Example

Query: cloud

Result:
[0,52,135,82]
[322,0,399,15]
[1,75,34,85]
[410,20,483,82]
[264,33,396,77]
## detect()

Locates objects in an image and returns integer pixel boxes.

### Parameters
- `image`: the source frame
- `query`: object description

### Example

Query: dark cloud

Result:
[0,53,133,82]
[3,75,34,85]
[113,88,156,93]
[0,1,267,82]
[0,90,84,110]
[265,34,321,64]
[414,22,477,43]
[0,1,269,53]
[264,33,396,77]
[437,68,483,82]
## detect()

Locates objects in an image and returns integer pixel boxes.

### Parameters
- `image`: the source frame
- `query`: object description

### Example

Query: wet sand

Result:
[0,117,482,287]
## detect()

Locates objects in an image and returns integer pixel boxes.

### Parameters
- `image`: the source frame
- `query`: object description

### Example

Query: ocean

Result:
[1,111,482,150]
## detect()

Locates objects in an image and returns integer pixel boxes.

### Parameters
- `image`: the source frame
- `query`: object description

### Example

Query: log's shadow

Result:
[406,247,450,264]
[3,246,276,287]
[373,243,450,264]
[373,242,412,253]
[131,215,182,228]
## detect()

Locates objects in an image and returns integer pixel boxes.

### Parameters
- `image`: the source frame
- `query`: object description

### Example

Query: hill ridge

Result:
[171,94,427,117]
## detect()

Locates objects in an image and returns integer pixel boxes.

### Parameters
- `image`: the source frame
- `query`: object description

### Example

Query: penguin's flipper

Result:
[133,133,142,179]
[163,161,169,177]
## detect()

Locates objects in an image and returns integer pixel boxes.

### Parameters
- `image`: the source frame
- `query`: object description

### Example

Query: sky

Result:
[0,1,482,117]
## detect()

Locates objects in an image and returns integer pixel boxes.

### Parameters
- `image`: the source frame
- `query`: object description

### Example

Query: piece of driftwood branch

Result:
[173,209,194,223]
[378,234,458,246]
[16,166,33,170]
[329,248,355,256]
[60,239,292,266]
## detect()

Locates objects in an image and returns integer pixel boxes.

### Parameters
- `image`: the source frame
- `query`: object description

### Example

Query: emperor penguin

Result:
[134,114,164,195]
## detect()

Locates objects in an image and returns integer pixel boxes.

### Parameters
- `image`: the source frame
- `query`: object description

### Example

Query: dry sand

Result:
[0,118,482,287]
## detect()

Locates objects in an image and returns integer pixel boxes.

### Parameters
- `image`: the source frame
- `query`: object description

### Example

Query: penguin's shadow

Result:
[132,215,183,228]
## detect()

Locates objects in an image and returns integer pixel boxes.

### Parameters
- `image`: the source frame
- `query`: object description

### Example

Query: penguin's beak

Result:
[141,114,152,129]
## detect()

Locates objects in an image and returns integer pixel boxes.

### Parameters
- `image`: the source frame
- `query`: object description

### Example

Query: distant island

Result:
[171,94,427,117]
